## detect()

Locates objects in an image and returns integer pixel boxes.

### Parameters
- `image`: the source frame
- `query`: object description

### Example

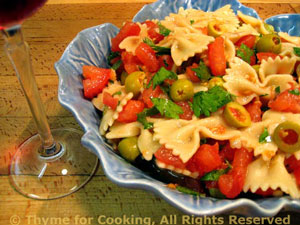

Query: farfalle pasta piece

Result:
[224,37,236,62]
[222,24,259,43]
[279,32,300,46]
[119,23,148,54]
[280,42,300,61]
[137,129,161,161]
[243,154,300,198]
[106,121,142,139]
[158,27,214,66]
[92,82,124,111]
[259,56,296,82]
[99,92,134,135]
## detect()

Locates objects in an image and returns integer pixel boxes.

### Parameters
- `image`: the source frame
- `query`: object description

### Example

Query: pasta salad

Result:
[81,5,300,199]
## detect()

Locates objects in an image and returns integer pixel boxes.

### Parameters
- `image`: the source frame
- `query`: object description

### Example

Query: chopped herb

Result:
[191,60,211,81]
[108,80,114,84]
[192,86,232,117]
[236,43,254,64]
[275,86,281,94]
[176,186,205,197]
[160,85,170,96]
[289,89,300,96]
[107,51,120,65]
[259,94,268,97]
[147,67,178,89]
[163,59,169,67]
[188,101,193,109]
[151,98,183,119]
[138,65,143,71]
[294,47,300,57]
[259,127,269,143]
[200,138,207,145]
[209,188,226,199]
[200,164,231,181]
[158,22,171,36]
[112,91,122,96]
[190,19,195,25]
[137,107,159,129]
[261,105,270,112]
[143,38,171,55]
[111,59,122,70]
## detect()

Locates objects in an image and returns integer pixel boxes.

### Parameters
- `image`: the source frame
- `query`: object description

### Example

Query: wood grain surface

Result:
[0,1,300,225]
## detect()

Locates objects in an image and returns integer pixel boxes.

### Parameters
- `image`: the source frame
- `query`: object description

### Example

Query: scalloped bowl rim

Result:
[55,0,300,216]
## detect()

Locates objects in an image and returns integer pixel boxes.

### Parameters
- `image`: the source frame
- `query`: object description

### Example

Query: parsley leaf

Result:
[208,188,226,199]
[176,186,205,197]
[190,19,195,25]
[137,107,159,129]
[192,86,232,117]
[275,86,281,94]
[112,91,122,96]
[107,51,120,65]
[294,47,300,57]
[111,59,122,70]
[151,98,183,119]
[259,94,268,97]
[143,38,171,55]
[236,43,254,64]
[200,163,231,181]
[191,60,211,81]
[147,67,178,89]
[259,128,269,143]
[289,89,300,96]
[158,22,171,36]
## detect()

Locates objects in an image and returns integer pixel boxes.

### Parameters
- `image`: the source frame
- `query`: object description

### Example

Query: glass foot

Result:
[9,128,99,200]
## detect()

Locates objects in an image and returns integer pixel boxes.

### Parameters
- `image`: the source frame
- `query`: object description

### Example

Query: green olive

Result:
[273,121,300,153]
[170,79,194,102]
[263,23,275,34]
[223,102,251,128]
[125,71,145,97]
[256,34,282,54]
[208,77,224,89]
[120,71,128,85]
[208,21,222,37]
[118,137,140,162]
[252,65,260,74]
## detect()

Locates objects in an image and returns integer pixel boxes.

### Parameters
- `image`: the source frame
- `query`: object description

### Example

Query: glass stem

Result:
[2,25,57,155]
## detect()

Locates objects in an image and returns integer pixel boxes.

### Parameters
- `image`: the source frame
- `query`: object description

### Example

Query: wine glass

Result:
[0,0,98,199]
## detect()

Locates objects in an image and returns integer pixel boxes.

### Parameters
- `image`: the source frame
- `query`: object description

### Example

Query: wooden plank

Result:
[291,3,300,13]
[47,0,300,4]
[0,76,72,117]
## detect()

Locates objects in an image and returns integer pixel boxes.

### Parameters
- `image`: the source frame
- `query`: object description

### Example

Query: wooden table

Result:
[0,1,300,224]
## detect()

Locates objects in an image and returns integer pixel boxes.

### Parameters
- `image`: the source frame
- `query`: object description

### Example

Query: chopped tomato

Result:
[245,100,262,122]
[143,21,164,43]
[135,42,160,73]
[154,146,186,169]
[285,155,300,172]
[121,51,141,74]
[186,63,201,82]
[269,88,300,113]
[158,55,174,71]
[294,167,300,186]
[111,22,141,52]
[186,143,222,174]
[117,100,145,123]
[103,92,118,110]
[82,66,112,99]
[220,142,235,162]
[82,65,112,80]
[235,35,256,49]
[208,37,226,76]
[175,101,193,120]
[141,85,162,108]
[218,147,253,198]
[255,188,274,197]
[257,52,280,63]
[199,27,208,35]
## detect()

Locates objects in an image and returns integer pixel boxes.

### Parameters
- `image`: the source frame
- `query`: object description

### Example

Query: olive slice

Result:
[273,121,300,153]
[208,77,224,89]
[208,21,223,37]
[170,79,194,102]
[125,71,145,97]
[256,34,282,54]
[118,137,140,162]
[223,102,251,128]
[263,23,275,34]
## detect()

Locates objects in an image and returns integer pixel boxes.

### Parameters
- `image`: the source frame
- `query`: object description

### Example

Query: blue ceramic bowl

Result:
[55,0,300,216]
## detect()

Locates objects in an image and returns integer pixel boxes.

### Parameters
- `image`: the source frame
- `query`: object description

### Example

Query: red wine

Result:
[0,0,47,28]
